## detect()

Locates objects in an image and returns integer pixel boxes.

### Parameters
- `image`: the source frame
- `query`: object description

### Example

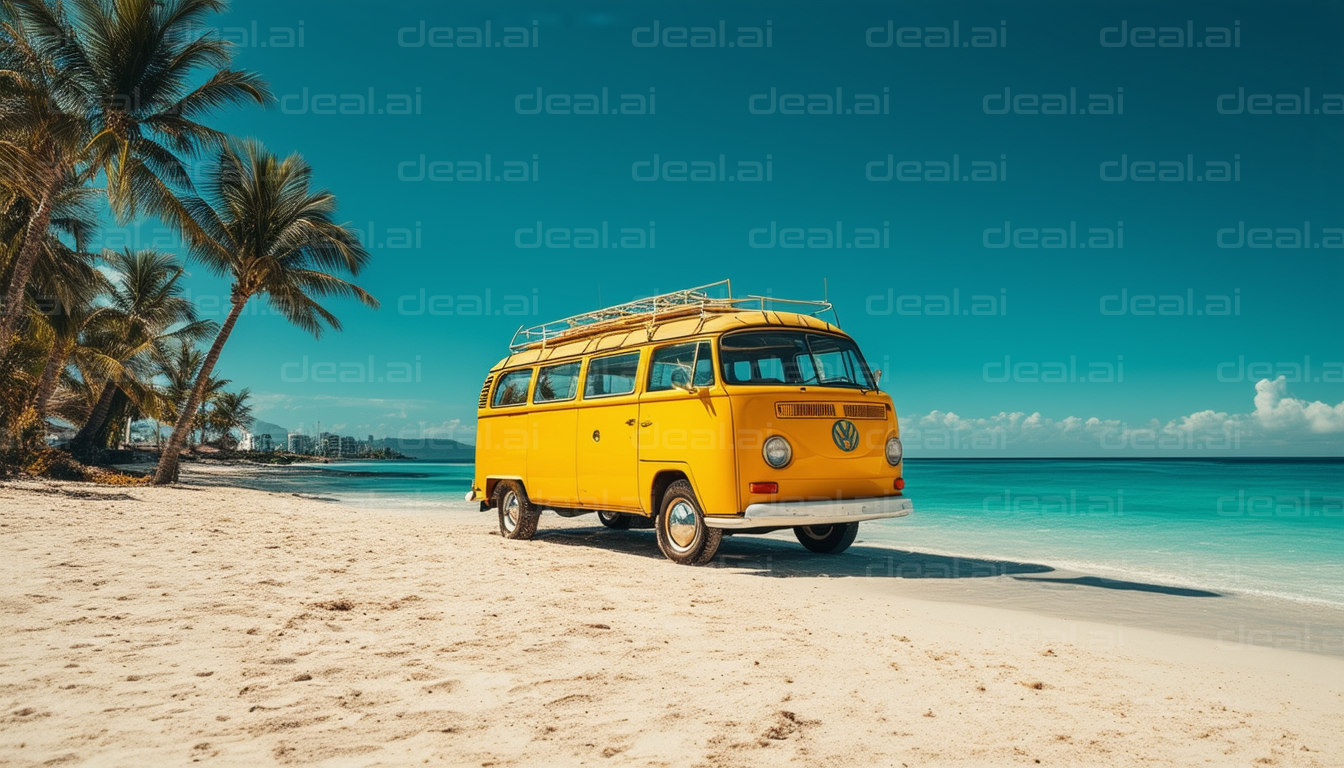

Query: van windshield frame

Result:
[718,330,875,390]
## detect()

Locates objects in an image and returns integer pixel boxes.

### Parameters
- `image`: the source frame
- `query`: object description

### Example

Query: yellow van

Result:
[469,281,911,565]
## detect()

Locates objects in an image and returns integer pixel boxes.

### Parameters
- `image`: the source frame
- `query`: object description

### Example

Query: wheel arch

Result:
[650,468,693,515]
[484,475,525,508]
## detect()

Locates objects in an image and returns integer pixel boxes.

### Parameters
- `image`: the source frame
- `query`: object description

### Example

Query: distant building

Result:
[319,432,340,457]
[287,433,314,454]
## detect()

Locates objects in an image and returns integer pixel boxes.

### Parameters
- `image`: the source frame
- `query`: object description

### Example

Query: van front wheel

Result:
[794,522,859,554]
[495,481,540,540]
[655,480,722,566]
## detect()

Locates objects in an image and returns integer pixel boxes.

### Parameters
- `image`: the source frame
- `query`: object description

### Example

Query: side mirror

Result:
[672,379,698,395]
[873,369,883,387]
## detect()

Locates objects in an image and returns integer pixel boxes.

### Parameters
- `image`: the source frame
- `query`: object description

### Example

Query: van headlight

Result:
[763,436,792,468]
[885,436,903,466]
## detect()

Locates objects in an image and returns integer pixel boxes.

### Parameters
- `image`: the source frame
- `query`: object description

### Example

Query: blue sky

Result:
[122,0,1344,456]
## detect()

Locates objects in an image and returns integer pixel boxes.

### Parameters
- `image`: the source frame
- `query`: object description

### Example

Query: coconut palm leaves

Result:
[0,0,270,358]
[154,140,377,484]
[68,248,215,457]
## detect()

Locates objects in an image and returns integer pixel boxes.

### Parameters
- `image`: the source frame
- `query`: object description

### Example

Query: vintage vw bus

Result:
[469,282,911,565]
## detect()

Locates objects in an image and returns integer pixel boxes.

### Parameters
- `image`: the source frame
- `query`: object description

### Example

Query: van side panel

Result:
[526,407,578,505]
[637,392,738,515]
[576,400,642,510]
[476,412,529,495]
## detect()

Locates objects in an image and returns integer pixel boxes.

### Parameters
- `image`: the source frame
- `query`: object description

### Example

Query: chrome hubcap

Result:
[502,491,520,531]
[801,525,833,540]
[667,500,698,551]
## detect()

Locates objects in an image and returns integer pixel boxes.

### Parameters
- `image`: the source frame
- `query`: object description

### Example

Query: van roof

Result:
[491,310,845,371]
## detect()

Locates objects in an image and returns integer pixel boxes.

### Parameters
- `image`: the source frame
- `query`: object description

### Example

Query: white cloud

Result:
[904,379,1344,455]
[1252,376,1344,434]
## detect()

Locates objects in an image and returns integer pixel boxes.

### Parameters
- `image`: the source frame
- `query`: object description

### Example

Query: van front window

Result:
[719,331,874,389]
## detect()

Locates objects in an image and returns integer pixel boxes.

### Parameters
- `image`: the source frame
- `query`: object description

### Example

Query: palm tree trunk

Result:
[0,186,56,360]
[31,337,72,418]
[153,296,247,485]
[70,382,118,457]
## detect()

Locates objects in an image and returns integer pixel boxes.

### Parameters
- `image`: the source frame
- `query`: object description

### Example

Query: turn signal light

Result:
[750,482,779,494]
[894,477,906,491]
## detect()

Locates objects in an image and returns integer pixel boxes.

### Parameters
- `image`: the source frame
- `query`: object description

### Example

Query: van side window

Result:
[648,342,714,392]
[583,352,640,398]
[534,361,581,403]
[492,369,532,407]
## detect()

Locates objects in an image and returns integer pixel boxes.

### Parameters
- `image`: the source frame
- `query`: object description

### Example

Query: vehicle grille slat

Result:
[478,375,495,408]
[843,404,888,420]
[775,402,836,418]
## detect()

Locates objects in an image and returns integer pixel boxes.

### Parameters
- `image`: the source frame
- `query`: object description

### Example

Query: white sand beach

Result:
[2,470,1342,767]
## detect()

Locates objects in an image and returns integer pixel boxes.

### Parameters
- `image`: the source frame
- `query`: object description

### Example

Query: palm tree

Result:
[68,248,214,457]
[204,387,250,449]
[0,0,270,359]
[26,248,111,420]
[153,341,226,448]
[153,140,378,484]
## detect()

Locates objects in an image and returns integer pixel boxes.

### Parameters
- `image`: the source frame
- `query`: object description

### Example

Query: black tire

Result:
[794,522,860,554]
[655,480,722,566]
[598,510,632,529]
[494,480,540,540]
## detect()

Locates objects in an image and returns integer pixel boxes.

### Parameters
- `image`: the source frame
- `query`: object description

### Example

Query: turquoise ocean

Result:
[219,459,1344,608]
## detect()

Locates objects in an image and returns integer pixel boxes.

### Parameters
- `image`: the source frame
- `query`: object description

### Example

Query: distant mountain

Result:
[250,419,290,439]
[373,437,474,462]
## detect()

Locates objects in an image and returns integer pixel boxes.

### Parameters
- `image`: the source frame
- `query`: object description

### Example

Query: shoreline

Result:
[4,471,1341,765]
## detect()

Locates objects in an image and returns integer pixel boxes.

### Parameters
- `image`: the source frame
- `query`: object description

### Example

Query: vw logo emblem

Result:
[832,420,860,452]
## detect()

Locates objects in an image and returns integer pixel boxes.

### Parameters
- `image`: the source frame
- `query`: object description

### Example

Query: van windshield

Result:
[718,330,875,389]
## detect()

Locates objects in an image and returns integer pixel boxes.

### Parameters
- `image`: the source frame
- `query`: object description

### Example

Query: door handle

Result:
[625,418,636,426]
[640,420,653,427]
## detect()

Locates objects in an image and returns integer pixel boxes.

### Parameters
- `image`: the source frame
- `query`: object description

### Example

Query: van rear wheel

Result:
[494,480,540,540]
[655,480,722,566]
[598,510,632,529]
[794,522,859,554]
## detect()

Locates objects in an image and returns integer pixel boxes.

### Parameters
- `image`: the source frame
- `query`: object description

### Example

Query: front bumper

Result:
[705,495,912,530]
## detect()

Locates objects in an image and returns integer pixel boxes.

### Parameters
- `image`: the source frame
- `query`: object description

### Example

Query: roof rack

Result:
[508,280,836,352]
